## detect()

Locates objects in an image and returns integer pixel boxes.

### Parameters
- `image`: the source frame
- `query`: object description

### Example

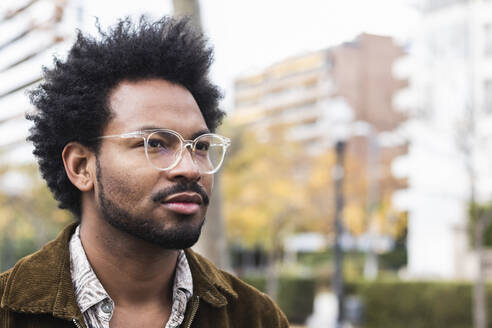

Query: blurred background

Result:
[2,0,492,327]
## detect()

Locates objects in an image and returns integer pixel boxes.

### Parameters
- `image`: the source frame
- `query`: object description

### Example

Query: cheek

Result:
[97,161,150,204]
[101,171,138,202]
[203,174,214,195]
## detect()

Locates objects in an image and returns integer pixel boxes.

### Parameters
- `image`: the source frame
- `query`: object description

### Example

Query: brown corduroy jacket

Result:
[0,223,289,328]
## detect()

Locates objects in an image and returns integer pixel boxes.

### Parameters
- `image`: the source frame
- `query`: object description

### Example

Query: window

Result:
[484,24,492,57]
[484,80,492,113]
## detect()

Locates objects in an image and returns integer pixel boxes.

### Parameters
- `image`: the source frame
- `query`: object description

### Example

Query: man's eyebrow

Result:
[191,129,211,140]
[133,126,211,139]
[135,125,161,131]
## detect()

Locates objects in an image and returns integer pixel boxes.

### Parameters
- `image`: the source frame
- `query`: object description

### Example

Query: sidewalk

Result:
[305,291,337,327]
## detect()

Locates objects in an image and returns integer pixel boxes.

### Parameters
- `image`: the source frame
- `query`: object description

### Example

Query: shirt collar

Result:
[174,250,193,298]
[69,225,110,313]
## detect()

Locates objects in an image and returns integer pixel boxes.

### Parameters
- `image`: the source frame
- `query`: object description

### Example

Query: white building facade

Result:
[397,0,492,278]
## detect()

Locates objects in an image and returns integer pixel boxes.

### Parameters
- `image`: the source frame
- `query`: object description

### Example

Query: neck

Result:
[78,215,179,307]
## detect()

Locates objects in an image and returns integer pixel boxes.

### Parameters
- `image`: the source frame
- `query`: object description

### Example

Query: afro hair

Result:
[27,16,225,218]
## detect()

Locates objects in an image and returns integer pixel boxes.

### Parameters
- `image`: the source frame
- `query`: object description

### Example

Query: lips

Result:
[160,193,203,215]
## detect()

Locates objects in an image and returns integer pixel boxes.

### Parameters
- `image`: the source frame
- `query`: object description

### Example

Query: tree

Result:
[0,163,71,271]
[305,140,407,241]
[223,125,408,284]
[223,126,309,298]
[455,105,488,328]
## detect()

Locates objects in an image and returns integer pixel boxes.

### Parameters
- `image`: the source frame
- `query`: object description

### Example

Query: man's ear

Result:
[62,142,96,192]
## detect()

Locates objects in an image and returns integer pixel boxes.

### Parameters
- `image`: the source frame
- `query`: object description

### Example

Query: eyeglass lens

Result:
[146,131,225,172]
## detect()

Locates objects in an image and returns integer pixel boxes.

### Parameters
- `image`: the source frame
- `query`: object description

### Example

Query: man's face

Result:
[94,79,213,249]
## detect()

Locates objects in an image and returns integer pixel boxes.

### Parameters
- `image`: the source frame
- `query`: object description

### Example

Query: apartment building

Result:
[397,0,492,278]
[232,34,408,254]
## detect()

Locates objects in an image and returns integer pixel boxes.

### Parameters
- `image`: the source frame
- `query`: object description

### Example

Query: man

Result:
[0,16,289,328]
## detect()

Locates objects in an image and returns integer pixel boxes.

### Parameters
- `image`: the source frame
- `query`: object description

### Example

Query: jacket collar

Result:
[185,248,238,307]
[1,222,238,318]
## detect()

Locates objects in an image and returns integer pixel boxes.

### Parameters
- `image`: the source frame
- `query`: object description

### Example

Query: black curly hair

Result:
[27,16,225,219]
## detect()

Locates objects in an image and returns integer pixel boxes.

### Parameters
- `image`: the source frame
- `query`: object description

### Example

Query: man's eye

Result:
[195,142,210,151]
[148,139,166,149]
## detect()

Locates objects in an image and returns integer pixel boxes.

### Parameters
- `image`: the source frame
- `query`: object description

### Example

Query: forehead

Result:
[105,79,208,136]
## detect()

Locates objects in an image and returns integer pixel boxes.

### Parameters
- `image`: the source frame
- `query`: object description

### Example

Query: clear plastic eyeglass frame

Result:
[96,129,231,174]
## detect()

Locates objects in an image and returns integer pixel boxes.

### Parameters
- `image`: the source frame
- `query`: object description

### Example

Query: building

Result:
[0,0,77,168]
[232,34,408,263]
[396,0,492,278]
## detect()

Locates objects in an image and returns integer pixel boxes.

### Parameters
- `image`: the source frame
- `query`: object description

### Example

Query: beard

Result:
[95,159,206,249]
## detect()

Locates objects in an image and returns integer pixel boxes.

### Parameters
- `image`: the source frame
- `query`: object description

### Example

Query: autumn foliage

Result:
[222,125,407,250]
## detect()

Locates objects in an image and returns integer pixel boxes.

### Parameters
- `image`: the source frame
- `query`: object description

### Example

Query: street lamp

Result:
[333,139,346,328]
[325,98,353,328]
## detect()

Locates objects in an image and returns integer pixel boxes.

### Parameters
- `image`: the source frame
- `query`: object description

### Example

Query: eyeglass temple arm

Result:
[97,132,146,139]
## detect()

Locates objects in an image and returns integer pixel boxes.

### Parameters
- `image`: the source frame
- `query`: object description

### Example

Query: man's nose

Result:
[167,145,200,181]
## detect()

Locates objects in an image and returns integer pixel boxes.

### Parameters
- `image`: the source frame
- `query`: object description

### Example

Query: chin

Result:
[105,213,206,250]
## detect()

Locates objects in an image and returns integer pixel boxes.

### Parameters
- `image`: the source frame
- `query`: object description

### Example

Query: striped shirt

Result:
[69,225,193,328]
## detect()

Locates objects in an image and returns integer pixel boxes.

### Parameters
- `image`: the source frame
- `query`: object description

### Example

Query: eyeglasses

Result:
[96,129,231,174]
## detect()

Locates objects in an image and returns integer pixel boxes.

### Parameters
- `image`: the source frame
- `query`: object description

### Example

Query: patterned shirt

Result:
[69,225,193,328]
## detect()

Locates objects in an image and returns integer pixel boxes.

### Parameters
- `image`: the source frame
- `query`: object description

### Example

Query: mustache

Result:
[151,182,210,206]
